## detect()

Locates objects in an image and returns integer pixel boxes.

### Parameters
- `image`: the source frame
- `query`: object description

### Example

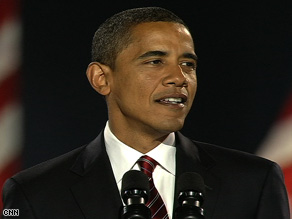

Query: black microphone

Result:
[174,172,206,219]
[121,170,151,219]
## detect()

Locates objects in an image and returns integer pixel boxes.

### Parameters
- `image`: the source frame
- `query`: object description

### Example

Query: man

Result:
[2,7,290,219]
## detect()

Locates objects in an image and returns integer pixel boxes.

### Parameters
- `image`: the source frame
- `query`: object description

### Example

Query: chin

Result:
[155,119,185,134]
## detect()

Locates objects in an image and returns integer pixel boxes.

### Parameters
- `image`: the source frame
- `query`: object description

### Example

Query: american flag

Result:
[0,0,22,211]
[257,91,292,217]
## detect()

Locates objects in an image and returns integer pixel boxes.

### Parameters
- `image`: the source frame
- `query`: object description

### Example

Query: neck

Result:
[108,120,170,154]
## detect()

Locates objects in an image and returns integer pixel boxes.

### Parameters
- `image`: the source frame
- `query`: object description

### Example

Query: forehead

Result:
[119,22,195,58]
[130,21,193,44]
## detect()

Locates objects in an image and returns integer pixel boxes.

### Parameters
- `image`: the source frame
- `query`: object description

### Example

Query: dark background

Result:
[21,1,292,168]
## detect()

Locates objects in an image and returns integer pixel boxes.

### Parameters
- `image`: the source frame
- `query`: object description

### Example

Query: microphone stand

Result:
[174,191,205,219]
[121,189,151,219]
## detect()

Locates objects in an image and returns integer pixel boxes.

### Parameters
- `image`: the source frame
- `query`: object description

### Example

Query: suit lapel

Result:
[175,132,220,219]
[68,131,220,218]
[69,131,123,219]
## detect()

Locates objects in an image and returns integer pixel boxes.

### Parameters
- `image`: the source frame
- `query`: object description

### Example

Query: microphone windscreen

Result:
[121,170,150,195]
[177,172,206,196]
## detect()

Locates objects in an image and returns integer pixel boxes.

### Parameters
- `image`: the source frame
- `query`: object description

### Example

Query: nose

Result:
[162,64,188,87]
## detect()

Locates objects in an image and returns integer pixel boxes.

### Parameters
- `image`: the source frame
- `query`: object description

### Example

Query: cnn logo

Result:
[3,209,19,217]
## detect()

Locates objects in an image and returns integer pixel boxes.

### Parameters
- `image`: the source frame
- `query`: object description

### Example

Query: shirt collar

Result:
[104,121,176,184]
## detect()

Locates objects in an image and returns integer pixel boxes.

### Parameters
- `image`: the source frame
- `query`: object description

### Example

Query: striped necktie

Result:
[137,155,169,219]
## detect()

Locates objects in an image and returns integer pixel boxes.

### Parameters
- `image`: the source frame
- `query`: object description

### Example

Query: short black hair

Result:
[91,7,188,69]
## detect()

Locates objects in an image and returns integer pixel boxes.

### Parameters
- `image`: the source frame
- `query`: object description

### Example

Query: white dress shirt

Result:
[104,122,176,218]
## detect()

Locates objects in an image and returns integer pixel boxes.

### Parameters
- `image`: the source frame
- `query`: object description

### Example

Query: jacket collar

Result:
[70,131,123,218]
[69,131,219,218]
[175,132,220,218]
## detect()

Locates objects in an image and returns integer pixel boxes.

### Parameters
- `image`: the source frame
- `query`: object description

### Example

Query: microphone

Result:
[121,170,151,219]
[174,172,206,219]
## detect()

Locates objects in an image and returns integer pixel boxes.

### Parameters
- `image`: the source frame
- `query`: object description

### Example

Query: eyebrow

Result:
[182,52,198,61]
[137,50,168,59]
[137,50,198,62]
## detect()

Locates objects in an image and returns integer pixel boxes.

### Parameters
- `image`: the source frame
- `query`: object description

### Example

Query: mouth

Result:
[155,94,187,106]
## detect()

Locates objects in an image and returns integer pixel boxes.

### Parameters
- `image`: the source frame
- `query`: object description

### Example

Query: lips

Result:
[155,94,187,105]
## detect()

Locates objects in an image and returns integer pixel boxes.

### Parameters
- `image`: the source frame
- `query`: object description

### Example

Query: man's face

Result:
[107,22,197,136]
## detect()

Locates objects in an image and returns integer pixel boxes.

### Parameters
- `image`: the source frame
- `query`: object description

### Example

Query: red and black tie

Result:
[137,155,169,219]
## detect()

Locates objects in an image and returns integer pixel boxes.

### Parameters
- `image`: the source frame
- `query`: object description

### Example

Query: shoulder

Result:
[194,140,273,165]
[193,140,283,180]
[8,131,105,188]
[10,145,86,186]
[2,145,89,214]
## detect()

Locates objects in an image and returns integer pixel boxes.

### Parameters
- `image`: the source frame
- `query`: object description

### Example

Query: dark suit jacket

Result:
[2,131,290,218]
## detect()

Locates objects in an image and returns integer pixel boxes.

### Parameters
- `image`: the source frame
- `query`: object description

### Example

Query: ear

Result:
[86,62,111,95]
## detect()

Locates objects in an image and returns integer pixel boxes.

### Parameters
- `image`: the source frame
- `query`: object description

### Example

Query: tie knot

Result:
[137,155,158,177]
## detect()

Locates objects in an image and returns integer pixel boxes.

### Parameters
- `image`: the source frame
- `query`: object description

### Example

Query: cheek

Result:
[190,79,198,92]
[113,68,161,102]
[116,78,150,103]
[131,73,159,95]
[187,77,198,98]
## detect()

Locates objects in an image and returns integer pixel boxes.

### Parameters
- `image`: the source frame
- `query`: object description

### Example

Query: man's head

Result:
[91,7,188,69]
[87,7,197,147]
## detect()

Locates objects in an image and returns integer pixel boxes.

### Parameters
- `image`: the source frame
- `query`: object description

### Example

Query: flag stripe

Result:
[257,93,292,168]
[278,93,292,121]
[283,166,292,195]
[283,166,292,216]
[0,71,20,114]
[257,116,292,167]
[0,18,21,82]
[0,155,21,187]
[0,0,19,26]
[0,155,21,211]
[0,0,22,212]
[0,103,23,171]
[257,90,292,218]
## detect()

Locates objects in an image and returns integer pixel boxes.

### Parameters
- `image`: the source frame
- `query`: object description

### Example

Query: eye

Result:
[148,59,163,65]
[180,61,197,71]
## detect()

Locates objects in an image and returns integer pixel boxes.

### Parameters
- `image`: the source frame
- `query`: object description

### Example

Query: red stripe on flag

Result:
[278,92,292,122]
[0,71,20,115]
[277,91,292,212]
[283,166,292,197]
[0,156,22,211]
[283,165,292,216]
[0,0,20,27]
[0,0,22,213]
